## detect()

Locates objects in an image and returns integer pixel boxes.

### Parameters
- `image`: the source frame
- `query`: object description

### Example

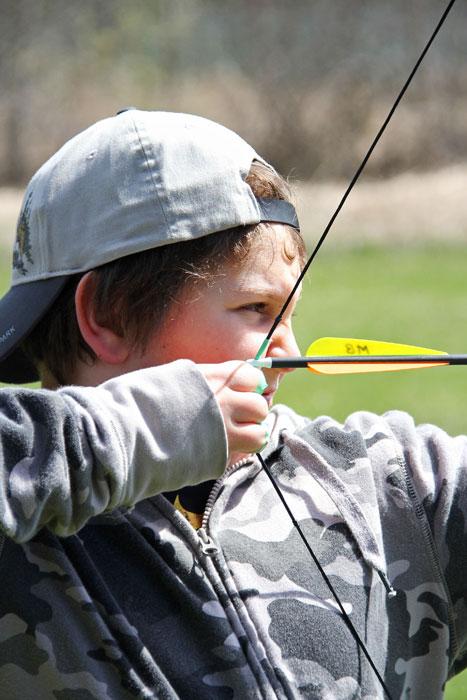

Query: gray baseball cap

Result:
[0,109,299,384]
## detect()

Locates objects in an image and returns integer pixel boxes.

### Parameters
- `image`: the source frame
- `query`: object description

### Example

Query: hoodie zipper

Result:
[197,456,253,556]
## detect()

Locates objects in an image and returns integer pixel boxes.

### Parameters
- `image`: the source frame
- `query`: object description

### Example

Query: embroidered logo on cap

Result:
[0,326,15,344]
[13,192,34,275]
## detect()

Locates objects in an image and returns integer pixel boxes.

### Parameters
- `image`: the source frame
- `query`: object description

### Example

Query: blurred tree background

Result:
[0,0,466,185]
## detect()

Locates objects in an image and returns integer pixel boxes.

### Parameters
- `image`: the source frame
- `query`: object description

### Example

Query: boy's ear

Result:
[75,272,130,365]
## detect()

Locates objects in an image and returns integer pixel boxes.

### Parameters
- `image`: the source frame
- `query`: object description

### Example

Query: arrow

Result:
[249,337,465,374]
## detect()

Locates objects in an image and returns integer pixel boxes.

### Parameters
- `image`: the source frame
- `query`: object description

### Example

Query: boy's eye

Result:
[241,303,267,313]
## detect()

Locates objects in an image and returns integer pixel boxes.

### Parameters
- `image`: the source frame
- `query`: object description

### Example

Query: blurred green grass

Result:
[1,244,467,697]
[277,245,467,436]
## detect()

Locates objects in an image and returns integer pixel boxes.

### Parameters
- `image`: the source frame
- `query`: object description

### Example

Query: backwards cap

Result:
[0,109,299,383]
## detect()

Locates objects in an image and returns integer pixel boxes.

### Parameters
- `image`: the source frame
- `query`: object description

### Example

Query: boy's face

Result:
[136,225,302,405]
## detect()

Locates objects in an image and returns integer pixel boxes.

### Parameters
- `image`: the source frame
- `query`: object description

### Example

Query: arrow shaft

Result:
[250,355,467,368]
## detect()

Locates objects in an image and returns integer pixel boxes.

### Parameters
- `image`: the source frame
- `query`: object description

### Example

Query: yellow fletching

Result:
[306,361,446,375]
[305,337,448,375]
[307,337,447,357]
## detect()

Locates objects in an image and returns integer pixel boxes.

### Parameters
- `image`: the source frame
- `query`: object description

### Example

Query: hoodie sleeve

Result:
[0,360,227,543]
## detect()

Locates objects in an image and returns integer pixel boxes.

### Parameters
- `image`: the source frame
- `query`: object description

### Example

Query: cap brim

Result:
[0,276,69,384]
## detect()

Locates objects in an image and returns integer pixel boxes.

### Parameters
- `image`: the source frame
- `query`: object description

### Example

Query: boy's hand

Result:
[198,361,269,458]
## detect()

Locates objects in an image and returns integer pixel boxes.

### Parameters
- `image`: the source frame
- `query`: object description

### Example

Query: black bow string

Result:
[256,2,458,698]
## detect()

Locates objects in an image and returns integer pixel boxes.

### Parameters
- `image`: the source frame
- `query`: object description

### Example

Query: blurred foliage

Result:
[1,0,466,183]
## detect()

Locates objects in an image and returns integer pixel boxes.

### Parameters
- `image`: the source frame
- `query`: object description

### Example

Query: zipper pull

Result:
[198,527,219,557]
[378,571,397,598]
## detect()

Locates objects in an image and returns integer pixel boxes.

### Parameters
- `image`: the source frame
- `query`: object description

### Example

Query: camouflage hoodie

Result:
[0,360,466,699]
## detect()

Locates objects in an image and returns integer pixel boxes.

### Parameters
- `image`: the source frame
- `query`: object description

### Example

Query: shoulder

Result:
[268,405,466,487]
[299,408,439,459]
[270,404,419,436]
[272,406,420,455]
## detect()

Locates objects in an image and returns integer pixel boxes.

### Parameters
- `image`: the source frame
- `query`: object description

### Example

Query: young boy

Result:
[0,109,465,699]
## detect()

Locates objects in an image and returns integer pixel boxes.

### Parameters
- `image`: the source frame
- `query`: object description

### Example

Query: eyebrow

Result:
[232,286,302,303]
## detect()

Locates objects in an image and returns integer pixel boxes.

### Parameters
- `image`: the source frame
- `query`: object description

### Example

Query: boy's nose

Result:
[268,326,301,371]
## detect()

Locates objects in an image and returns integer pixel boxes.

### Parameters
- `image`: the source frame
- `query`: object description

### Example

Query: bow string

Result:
[255,2,458,698]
